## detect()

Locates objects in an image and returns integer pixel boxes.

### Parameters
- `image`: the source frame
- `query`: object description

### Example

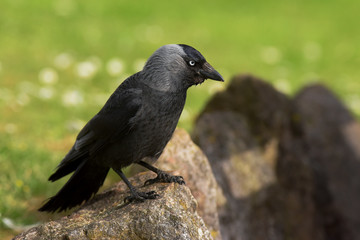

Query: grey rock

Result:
[295,84,360,239]
[15,129,220,240]
[194,74,358,240]
[14,173,213,240]
[194,111,278,240]
[132,128,222,240]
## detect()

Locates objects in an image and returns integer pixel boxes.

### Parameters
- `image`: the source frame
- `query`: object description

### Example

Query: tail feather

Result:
[39,161,109,212]
[49,147,88,182]
[48,156,85,182]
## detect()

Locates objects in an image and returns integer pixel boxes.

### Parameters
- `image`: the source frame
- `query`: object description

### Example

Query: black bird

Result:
[39,44,223,212]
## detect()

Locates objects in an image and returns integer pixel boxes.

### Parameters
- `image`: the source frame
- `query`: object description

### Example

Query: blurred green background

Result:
[1,0,359,238]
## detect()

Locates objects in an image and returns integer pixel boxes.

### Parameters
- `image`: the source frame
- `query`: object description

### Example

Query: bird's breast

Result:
[103,90,186,169]
[134,91,186,157]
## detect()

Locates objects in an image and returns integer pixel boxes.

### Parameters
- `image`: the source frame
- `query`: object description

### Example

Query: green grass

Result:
[1,0,359,237]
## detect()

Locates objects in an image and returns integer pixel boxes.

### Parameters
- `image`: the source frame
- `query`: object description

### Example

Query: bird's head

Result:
[142,44,224,92]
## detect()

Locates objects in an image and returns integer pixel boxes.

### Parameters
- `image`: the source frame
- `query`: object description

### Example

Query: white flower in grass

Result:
[62,90,83,106]
[207,82,225,94]
[54,53,74,70]
[346,95,360,115]
[106,58,124,77]
[274,79,291,94]
[16,93,30,106]
[303,42,322,61]
[88,56,102,70]
[38,87,55,100]
[75,61,98,79]
[66,119,86,132]
[4,123,17,134]
[260,46,282,65]
[179,108,191,122]
[133,59,146,72]
[39,68,58,85]
[18,81,37,95]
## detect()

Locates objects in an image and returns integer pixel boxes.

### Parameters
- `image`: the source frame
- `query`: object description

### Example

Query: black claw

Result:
[124,190,159,203]
[144,172,186,186]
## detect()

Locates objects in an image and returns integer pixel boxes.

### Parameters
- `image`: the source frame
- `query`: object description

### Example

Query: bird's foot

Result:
[144,172,185,186]
[124,190,159,203]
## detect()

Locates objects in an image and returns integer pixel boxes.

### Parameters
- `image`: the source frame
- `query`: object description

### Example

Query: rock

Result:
[198,74,292,147]
[194,111,278,240]
[14,172,213,240]
[194,74,358,240]
[15,129,221,240]
[131,128,222,240]
[193,75,293,240]
[295,85,360,239]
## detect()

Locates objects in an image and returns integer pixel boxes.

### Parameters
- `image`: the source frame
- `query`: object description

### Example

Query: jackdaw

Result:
[39,44,223,212]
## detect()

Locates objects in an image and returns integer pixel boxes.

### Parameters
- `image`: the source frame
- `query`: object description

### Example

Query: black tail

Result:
[48,148,87,182]
[39,161,109,212]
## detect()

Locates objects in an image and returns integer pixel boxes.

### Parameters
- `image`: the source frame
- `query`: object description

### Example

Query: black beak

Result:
[199,62,224,82]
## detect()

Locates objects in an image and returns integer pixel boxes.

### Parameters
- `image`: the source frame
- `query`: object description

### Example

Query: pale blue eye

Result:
[188,60,196,66]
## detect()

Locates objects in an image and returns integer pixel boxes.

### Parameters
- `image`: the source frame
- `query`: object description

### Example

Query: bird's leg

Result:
[137,161,185,186]
[114,168,159,203]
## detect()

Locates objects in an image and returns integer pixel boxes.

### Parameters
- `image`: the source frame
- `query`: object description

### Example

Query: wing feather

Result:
[54,76,143,174]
